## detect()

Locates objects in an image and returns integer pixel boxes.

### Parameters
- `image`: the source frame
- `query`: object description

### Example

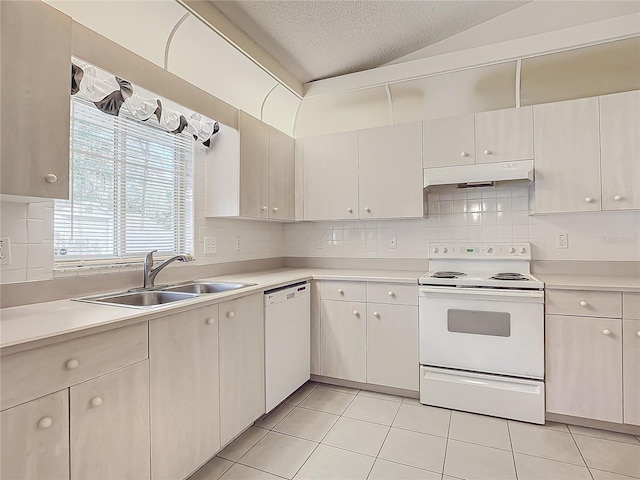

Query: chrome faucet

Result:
[143,250,193,289]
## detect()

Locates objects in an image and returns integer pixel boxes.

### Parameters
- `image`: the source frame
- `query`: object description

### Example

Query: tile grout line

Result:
[364,400,402,479]
[440,409,454,480]
[506,421,518,480]
[568,431,599,480]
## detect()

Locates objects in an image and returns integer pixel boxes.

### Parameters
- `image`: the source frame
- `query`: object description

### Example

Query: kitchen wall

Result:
[0,146,285,285]
[283,183,640,262]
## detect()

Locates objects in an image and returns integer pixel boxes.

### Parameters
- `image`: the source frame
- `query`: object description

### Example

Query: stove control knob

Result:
[488,247,494,254]
[434,247,440,254]
[509,247,516,254]
[520,247,526,254]
[443,247,448,253]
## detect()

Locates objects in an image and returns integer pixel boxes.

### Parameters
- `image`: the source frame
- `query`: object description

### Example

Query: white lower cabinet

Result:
[150,305,220,480]
[366,303,418,391]
[546,314,623,423]
[623,318,640,425]
[1,390,69,480]
[219,293,265,446]
[321,299,367,382]
[318,281,419,391]
[70,361,150,480]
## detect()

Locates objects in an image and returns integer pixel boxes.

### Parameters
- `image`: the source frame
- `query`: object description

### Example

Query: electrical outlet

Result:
[557,233,568,249]
[0,237,11,265]
[235,237,241,251]
[316,236,324,249]
[204,237,216,255]
[390,235,397,249]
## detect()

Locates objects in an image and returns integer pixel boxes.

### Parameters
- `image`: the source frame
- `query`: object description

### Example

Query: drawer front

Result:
[546,290,621,318]
[1,322,148,410]
[623,292,640,320]
[367,282,417,305]
[320,280,366,302]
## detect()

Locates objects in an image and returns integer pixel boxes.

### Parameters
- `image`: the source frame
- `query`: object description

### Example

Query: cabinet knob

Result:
[602,329,611,336]
[483,149,491,155]
[373,311,380,318]
[272,206,279,212]
[45,173,58,184]
[636,331,640,337]
[90,397,103,408]
[614,195,622,201]
[337,289,344,295]
[227,311,235,318]
[347,208,353,213]
[38,417,53,429]
[353,310,360,317]
[579,300,588,307]
[388,291,394,297]
[365,207,371,213]
[262,206,268,211]
[206,318,215,325]
[460,152,467,157]
[65,359,79,370]
[585,197,593,203]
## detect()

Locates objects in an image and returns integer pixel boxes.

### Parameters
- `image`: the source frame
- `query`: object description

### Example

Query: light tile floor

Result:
[190,382,640,480]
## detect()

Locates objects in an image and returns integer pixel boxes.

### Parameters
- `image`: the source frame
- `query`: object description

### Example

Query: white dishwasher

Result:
[264,282,311,412]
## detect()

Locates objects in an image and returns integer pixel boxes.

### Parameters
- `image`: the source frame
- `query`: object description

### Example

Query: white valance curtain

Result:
[71,63,219,146]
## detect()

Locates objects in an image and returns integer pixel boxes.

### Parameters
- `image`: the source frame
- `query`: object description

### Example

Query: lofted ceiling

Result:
[209,0,528,84]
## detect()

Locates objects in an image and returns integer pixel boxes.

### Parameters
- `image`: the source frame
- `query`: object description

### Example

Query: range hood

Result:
[423,160,534,187]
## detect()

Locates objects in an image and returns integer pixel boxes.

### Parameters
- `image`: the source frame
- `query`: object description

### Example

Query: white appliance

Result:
[419,243,545,424]
[264,282,310,412]
[423,160,534,187]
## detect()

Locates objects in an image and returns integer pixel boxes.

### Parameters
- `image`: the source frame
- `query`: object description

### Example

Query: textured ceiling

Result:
[210,0,528,83]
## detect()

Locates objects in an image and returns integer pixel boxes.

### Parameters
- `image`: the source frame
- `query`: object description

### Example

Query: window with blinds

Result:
[54,95,194,266]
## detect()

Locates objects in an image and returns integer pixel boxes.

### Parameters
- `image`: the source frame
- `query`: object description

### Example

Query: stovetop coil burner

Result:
[490,273,529,281]
[431,271,467,279]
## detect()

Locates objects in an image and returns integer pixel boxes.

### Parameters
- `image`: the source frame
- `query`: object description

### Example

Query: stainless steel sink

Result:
[161,281,255,294]
[76,290,199,309]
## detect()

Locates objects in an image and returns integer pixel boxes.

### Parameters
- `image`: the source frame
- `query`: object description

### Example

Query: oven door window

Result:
[447,309,511,337]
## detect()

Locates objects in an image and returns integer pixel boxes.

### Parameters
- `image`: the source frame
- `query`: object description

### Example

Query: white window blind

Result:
[55,95,194,265]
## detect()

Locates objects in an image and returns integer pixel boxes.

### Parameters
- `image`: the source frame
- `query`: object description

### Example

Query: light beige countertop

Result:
[537,274,640,293]
[0,268,424,352]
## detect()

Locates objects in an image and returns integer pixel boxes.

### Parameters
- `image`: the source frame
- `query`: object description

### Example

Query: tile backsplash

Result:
[283,183,640,262]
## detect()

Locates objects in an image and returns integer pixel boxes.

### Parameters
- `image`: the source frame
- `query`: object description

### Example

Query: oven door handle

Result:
[419,286,544,300]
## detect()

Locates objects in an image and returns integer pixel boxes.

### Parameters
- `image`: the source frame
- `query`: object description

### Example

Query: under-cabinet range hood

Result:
[423,160,534,188]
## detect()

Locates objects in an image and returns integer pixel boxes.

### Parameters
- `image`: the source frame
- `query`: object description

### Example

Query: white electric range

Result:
[418,243,546,424]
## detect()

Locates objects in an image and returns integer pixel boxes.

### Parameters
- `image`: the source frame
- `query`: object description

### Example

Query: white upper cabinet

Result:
[302,131,359,221]
[475,107,533,163]
[423,114,475,168]
[268,126,295,220]
[358,123,424,219]
[533,97,602,214]
[238,111,271,219]
[599,90,640,211]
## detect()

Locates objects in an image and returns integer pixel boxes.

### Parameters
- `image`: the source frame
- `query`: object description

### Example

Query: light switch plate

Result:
[557,233,568,249]
[390,235,397,249]
[0,237,11,265]
[235,237,241,251]
[204,237,216,255]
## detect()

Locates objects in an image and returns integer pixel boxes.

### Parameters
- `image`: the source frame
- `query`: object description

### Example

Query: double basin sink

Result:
[74,281,256,309]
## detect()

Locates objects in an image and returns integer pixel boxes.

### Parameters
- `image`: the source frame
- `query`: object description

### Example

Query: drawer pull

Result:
[637,331,640,337]
[65,359,79,370]
[579,300,588,307]
[45,173,58,184]
[347,208,353,213]
[460,151,467,157]
[602,329,611,336]
[261,206,268,211]
[337,289,344,295]
[38,417,53,429]
[365,207,371,213]
[483,149,491,155]
[388,291,395,297]
[226,311,235,318]
[206,318,215,325]
[614,195,622,201]
[373,311,380,318]
[90,397,103,408]
[272,206,279,212]
[585,197,593,203]
[353,310,360,317]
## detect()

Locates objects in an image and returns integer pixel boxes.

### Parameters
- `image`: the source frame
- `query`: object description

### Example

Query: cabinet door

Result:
[70,361,150,480]
[623,319,640,425]
[310,281,322,375]
[475,107,533,163]
[239,111,270,218]
[0,390,69,480]
[219,293,265,445]
[546,315,622,423]
[0,1,71,199]
[321,300,366,382]
[533,98,602,213]
[423,114,475,168]
[358,122,424,219]
[150,305,220,480]
[600,90,640,211]
[269,127,295,220]
[367,303,419,391]
[303,131,359,220]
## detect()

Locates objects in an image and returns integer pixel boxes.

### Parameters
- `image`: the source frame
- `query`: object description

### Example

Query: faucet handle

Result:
[144,250,158,266]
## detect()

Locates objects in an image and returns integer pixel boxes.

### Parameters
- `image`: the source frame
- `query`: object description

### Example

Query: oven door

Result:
[419,286,544,379]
